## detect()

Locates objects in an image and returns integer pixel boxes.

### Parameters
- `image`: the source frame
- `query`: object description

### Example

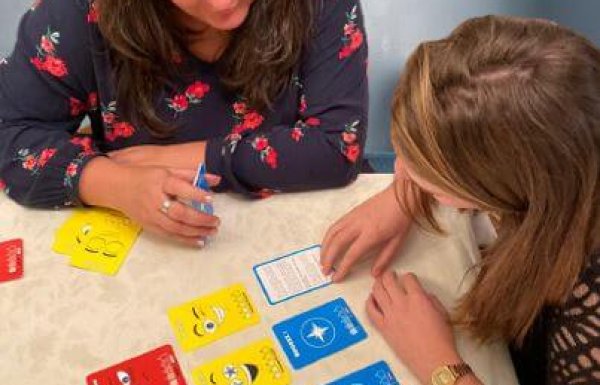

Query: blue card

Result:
[272,298,367,369]
[191,163,214,215]
[325,361,400,385]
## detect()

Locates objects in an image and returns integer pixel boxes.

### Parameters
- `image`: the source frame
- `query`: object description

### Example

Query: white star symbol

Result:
[306,322,329,343]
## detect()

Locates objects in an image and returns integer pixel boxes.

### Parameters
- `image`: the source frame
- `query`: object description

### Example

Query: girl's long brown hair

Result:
[97,0,314,137]
[391,16,600,344]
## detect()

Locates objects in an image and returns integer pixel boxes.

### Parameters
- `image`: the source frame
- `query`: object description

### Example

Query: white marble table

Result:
[0,174,517,385]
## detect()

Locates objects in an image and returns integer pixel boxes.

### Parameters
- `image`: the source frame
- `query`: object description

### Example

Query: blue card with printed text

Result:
[272,298,367,369]
[325,361,400,385]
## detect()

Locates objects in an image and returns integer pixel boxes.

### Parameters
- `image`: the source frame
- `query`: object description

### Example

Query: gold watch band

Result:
[449,363,473,379]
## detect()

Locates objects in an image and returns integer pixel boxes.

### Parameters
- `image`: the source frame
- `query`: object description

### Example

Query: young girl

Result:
[321,16,600,385]
[0,0,367,246]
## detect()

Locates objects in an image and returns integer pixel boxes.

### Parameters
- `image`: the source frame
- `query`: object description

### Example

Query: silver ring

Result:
[160,199,173,215]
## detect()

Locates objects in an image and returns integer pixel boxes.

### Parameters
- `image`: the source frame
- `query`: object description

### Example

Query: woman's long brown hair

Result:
[391,16,600,344]
[97,0,314,137]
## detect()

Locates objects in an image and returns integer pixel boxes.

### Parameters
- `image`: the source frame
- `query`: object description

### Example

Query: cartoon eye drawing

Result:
[223,365,238,379]
[116,370,131,384]
[204,319,217,333]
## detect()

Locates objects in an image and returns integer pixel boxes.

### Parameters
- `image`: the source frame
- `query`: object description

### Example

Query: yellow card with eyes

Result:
[54,208,141,275]
[192,338,291,385]
[167,284,261,352]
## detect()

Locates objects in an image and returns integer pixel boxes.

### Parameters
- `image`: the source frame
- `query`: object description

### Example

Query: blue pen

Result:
[191,163,214,215]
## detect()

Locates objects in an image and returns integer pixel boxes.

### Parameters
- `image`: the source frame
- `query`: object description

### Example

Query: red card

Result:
[86,345,187,385]
[0,239,23,282]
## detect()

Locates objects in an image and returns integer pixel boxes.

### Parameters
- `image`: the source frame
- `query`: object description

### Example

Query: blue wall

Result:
[1,0,598,154]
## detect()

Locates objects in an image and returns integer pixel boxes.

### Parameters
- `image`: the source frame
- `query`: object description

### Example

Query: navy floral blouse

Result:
[0,0,368,208]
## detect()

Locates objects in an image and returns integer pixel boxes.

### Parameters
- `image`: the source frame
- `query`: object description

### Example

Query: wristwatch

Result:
[431,363,473,385]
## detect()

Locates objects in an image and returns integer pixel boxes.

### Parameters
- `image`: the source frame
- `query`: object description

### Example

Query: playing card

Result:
[191,163,213,215]
[325,361,399,385]
[272,298,367,369]
[168,283,260,352]
[54,209,141,275]
[0,239,23,282]
[254,245,332,305]
[191,338,291,385]
[86,345,186,385]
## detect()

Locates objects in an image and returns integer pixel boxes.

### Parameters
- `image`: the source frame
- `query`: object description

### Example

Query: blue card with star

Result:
[272,298,367,370]
[325,361,399,385]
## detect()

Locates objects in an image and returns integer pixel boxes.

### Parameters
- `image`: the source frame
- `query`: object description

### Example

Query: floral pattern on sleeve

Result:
[339,5,364,60]
[291,117,321,142]
[225,100,265,153]
[252,136,278,169]
[30,0,42,11]
[167,80,211,114]
[340,120,361,163]
[69,92,98,117]
[30,27,68,78]
[15,147,57,175]
[101,101,136,142]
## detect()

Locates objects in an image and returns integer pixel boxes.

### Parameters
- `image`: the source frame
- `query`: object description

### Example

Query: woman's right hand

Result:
[79,157,221,247]
[320,183,412,282]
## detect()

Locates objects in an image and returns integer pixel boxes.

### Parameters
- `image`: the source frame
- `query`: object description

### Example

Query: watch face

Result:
[432,367,456,385]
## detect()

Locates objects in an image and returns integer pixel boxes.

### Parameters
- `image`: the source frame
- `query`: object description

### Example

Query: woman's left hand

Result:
[109,142,206,170]
[366,271,463,384]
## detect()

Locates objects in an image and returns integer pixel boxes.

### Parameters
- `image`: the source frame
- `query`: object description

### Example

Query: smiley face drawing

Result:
[193,339,291,385]
[191,304,227,337]
[76,223,125,258]
[168,284,261,352]
[208,363,259,385]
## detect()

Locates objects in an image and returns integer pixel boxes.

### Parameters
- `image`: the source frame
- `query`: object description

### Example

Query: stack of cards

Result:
[86,345,187,385]
[191,163,213,215]
[0,239,23,283]
[52,208,141,276]
[168,283,260,352]
[192,338,291,385]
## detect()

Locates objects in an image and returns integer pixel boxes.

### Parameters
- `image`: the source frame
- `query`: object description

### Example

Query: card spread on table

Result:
[191,163,214,215]
[86,345,187,385]
[0,239,23,283]
[192,338,291,385]
[168,283,260,352]
[254,245,331,305]
[272,297,367,369]
[53,209,141,275]
[325,361,399,385]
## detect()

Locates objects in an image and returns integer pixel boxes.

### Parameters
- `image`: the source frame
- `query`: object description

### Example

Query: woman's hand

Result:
[367,272,464,384]
[79,157,220,247]
[108,141,206,170]
[320,183,411,281]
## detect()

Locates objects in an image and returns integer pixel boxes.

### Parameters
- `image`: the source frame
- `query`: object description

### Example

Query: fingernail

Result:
[197,239,205,248]
[204,195,213,202]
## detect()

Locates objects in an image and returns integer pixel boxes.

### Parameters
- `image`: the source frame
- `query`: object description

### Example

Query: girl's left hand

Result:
[366,271,463,384]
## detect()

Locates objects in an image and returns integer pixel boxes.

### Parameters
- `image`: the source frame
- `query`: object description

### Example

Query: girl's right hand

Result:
[320,183,412,281]
[116,167,221,247]
[79,157,221,247]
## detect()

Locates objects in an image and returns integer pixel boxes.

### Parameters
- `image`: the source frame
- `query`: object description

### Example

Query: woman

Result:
[321,16,600,384]
[0,0,367,246]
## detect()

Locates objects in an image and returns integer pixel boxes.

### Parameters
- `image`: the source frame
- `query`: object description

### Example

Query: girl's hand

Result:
[367,272,462,384]
[320,184,411,281]
[114,167,220,247]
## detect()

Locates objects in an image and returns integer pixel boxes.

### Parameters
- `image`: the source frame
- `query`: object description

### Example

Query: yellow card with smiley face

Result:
[54,208,141,275]
[167,284,261,352]
[192,338,291,385]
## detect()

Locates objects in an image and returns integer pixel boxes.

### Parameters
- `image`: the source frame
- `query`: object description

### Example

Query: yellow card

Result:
[168,284,260,352]
[192,338,291,385]
[52,210,90,255]
[57,208,141,275]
